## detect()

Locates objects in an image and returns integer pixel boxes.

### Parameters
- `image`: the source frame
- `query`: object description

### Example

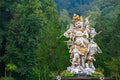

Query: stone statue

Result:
[63,14,102,75]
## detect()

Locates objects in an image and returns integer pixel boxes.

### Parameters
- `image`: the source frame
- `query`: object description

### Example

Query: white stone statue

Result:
[63,14,102,76]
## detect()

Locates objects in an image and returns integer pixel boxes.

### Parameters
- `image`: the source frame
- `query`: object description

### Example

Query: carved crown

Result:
[72,13,83,22]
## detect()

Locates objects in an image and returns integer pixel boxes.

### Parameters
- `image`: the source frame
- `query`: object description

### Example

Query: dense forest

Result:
[0,0,120,80]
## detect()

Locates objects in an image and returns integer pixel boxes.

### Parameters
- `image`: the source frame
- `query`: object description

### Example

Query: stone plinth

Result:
[53,77,115,80]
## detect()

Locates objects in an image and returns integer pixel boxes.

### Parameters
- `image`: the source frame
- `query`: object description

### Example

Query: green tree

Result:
[105,56,120,79]
[108,13,120,56]
[6,64,17,77]
[6,0,45,79]
[58,9,71,32]
[0,0,49,79]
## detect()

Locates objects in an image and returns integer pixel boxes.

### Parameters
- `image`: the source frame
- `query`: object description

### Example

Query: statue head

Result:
[72,14,84,28]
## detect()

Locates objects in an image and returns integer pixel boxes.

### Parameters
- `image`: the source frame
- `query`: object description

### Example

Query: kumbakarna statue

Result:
[63,14,102,75]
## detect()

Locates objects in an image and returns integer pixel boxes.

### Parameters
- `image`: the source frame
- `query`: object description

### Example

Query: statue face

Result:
[74,21,83,28]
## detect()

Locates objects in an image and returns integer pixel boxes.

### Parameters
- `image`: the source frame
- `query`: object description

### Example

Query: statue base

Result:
[77,74,87,77]
[53,77,115,80]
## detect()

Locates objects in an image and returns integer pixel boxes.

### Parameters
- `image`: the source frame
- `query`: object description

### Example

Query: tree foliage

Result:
[0,0,120,79]
[0,0,59,80]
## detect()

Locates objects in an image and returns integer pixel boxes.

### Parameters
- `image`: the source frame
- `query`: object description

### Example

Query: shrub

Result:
[0,77,14,80]
[60,70,75,78]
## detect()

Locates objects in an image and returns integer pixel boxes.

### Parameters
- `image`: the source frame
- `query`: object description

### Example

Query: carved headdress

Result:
[72,13,83,22]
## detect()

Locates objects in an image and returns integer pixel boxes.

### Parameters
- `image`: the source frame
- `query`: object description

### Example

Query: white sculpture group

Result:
[63,14,102,75]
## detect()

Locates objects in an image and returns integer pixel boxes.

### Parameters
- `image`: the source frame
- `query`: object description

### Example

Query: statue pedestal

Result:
[53,77,115,80]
